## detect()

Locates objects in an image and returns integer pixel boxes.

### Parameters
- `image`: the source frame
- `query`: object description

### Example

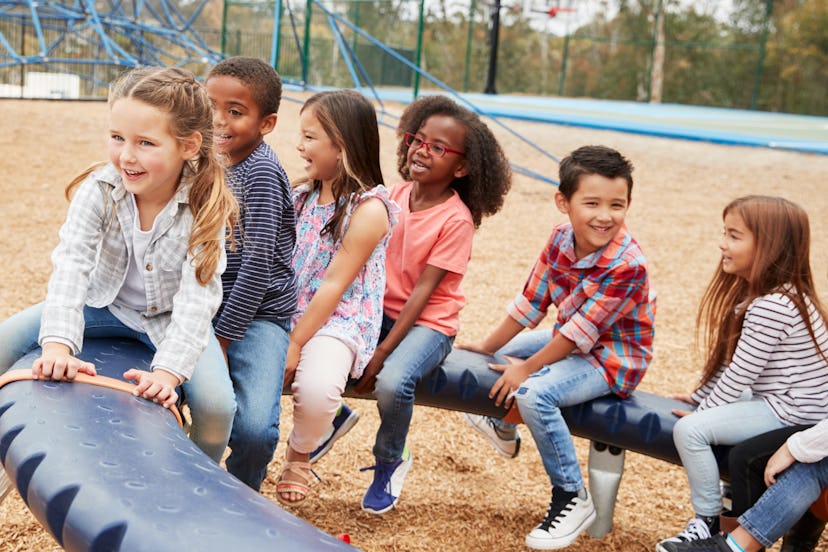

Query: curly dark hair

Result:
[395,95,511,228]
[207,56,282,116]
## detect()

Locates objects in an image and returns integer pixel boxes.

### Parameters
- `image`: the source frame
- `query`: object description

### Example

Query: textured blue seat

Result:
[366,348,691,464]
[0,338,353,552]
[1,339,724,546]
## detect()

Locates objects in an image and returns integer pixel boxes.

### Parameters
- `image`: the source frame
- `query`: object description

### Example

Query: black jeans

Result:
[728,425,811,516]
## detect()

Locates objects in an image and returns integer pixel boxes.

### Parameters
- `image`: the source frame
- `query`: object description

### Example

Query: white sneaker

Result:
[525,488,596,550]
[655,517,713,552]
[463,413,521,458]
[0,465,13,505]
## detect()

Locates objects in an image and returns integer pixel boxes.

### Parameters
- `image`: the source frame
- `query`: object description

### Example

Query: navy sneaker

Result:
[309,402,360,464]
[656,518,714,552]
[360,446,413,514]
[657,533,733,552]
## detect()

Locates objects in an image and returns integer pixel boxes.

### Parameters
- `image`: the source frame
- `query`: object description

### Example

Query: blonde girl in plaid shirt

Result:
[0,67,238,465]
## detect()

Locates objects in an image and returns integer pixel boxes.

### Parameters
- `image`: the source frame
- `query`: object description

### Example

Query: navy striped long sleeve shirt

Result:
[214,142,297,341]
[692,290,828,425]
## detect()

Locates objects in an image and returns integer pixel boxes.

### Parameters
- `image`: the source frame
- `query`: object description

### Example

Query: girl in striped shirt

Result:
[658,195,828,550]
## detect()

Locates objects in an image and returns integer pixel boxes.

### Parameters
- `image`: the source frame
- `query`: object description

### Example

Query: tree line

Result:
[220,0,826,116]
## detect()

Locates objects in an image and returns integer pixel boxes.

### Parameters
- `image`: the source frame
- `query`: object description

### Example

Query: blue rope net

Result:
[0,0,221,95]
[0,0,560,184]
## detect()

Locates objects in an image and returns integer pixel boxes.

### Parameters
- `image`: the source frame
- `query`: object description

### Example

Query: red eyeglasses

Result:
[404,132,465,158]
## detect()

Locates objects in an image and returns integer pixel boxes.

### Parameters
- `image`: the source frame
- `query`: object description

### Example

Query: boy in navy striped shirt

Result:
[206,57,298,490]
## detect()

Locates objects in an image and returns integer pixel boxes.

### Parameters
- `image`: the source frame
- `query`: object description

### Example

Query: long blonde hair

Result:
[66,67,237,285]
[696,195,827,387]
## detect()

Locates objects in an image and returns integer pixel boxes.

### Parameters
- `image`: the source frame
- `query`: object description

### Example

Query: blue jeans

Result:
[515,353,611,491]
[0,303,235,464]
[223,318,290,491]
[740,456,828,547]
[372,314,453,462]
[673,399,786,516]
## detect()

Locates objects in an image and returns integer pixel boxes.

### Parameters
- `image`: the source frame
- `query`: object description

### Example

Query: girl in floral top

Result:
[277,90,397,505]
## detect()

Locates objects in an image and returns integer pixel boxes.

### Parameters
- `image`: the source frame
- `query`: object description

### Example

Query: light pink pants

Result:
[288,335,354,454]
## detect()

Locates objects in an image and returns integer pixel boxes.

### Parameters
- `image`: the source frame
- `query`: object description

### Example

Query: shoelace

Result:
[360,463,395,492]
[538,494,577,531]
[676,518,711,542]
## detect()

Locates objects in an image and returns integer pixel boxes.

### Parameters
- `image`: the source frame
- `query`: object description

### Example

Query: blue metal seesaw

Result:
[0,337,722,550]
[0,339,354,552]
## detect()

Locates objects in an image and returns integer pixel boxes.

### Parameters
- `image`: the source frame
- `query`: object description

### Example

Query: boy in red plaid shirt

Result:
[463,145,656,550]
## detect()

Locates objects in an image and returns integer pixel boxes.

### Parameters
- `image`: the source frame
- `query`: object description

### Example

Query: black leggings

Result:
[728,424,813,517]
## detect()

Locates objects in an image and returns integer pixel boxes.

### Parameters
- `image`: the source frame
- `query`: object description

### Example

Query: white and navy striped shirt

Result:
[214,142,297,341]
[693,290,828,425]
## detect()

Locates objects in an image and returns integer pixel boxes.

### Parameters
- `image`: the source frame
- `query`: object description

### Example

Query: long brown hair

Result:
[66,67,237,285]
[696,195,827,386]
[294,89,383,243]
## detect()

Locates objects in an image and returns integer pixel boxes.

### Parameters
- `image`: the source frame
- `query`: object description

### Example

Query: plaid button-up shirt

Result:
[39,163,225,381]
[507,222,656,398]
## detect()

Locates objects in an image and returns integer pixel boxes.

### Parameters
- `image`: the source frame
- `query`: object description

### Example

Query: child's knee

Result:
[373,368,408,402]
[514,385,537,414]
[293,384,340,416]
[672,415,701,448]
[233,422,279,452]
[188,392,237,424]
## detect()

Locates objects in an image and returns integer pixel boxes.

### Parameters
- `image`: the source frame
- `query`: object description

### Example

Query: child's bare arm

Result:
[458,315,525,356]
[286,198,390,384]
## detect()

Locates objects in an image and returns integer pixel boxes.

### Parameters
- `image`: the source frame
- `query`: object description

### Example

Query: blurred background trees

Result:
[219,0,823,115]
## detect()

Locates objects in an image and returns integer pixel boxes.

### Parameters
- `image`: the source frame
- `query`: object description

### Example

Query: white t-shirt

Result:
[108,194,154,332]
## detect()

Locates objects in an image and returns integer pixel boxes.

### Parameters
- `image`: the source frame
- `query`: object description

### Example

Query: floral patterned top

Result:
[291,184,398,378]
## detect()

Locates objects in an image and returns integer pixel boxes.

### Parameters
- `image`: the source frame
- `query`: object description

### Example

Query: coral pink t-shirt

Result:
[383,181,474,337]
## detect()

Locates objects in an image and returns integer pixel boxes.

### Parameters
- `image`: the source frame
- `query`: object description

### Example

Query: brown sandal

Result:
[276,461,319,505]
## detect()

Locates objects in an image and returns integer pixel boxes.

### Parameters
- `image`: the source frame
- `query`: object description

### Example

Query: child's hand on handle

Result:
[764,442,796,486]
[489,356,533,409]
[669,393,698,417]
[123,368,179,409]
[32,342,97,381]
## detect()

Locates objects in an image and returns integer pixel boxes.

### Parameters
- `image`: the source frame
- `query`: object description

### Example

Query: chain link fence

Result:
[2,1,825,115]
